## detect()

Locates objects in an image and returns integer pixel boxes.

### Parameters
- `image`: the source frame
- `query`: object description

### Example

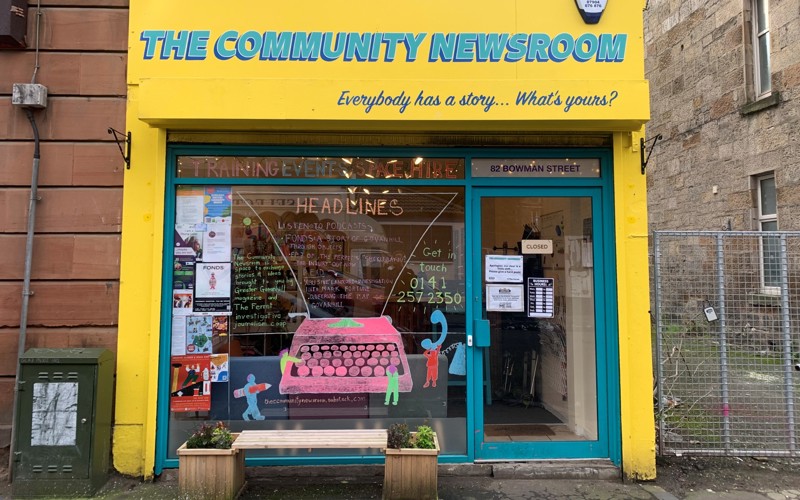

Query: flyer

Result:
[176,188,205,225]
[194,262,232,314]
[210,353,229,382]
[212,315,229,338]
[204,186,232,223]
[174,224,203,259]
[485,255,524,283]
[186,316,213,354]
[486,284,525,312]
[172,255,195,290]
[169,354,212,412]
[202,223,232,263]
[172,290,194,316]
[171,316,187,356]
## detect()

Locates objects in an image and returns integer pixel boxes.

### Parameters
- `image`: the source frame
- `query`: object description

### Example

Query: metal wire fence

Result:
[653,231,800,457]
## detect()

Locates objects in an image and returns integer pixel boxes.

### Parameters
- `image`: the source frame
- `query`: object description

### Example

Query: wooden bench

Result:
[232,429,388,453]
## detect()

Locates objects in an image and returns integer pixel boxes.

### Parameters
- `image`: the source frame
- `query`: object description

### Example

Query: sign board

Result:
[521,239,553,254]
[472,158,600,178]
[527,278,554,318]
[485,255,523,282]
[486,284,525,312]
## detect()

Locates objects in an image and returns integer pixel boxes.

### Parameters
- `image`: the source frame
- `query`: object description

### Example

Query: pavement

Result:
[1,461,799,499]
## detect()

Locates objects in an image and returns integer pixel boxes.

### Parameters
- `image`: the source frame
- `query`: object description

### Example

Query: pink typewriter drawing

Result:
[279,316,413,394]
[236,190,460,396]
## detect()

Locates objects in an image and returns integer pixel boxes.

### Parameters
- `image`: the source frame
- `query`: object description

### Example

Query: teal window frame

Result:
[155,145,619,472]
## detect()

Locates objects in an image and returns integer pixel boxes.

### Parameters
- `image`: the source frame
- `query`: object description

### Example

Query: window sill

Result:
[740,92,781,116]
[748,292,781,307]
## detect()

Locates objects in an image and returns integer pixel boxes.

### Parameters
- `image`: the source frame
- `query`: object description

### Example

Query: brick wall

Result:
[644,0,800,232]
[0,0,127,448]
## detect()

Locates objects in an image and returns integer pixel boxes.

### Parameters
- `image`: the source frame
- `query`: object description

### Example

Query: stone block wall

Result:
[644,0,800,232]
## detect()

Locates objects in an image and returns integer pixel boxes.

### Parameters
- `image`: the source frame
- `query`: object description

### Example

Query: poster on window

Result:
[202,223,232,263]
[169,354,212,412]
[172,255,195,290]
[186,316,213,354]
[485,255,524,283]
[486,284,525,312]
[171,316,187,355]
[210,353,229,382]
[204,186,232,224]
[174,224,204,259]
[194,262,232,314]
[172,290,194,316]
[176,188,205,225]
[527,277,555,318]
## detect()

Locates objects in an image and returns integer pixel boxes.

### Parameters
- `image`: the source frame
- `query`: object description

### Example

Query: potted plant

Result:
[383,423,440,500]
[177,421,245,500]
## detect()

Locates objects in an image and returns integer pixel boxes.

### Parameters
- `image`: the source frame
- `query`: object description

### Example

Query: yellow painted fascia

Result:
[613,130,656,480]
[127,0,647,84]
[113,86,166,479]
[136,78,649,132]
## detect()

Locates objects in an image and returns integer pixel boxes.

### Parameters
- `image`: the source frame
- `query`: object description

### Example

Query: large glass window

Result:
[166,156,468,458]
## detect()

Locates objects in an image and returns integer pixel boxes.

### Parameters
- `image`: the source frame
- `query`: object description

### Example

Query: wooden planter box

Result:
[383,433,440,500]
[177,437,245,500]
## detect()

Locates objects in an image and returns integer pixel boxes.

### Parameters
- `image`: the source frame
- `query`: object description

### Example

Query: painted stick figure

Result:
[238,374,267,421]
[423,345,441,388]
[421,310,448,389]
[385,365,399,405]
[209,272,217,290]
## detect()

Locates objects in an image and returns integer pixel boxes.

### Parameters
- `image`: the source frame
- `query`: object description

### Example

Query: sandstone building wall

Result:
[0,0,127,447]
[645,0,800,232]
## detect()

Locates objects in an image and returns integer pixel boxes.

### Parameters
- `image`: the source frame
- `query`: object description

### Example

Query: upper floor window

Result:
[751,0,772,97]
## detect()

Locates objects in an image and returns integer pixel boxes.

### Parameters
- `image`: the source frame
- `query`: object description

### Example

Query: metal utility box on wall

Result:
[0,0,27,49]
[12,349,115,498]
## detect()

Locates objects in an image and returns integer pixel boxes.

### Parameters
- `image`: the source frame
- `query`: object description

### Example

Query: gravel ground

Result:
[652,455,800,498]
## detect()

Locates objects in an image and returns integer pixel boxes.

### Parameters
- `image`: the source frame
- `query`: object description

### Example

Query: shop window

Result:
[166,155,468,459]
[755,173,779,292]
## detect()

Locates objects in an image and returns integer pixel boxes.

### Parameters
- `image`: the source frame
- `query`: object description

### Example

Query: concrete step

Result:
[489,460,620,480]
[241,460,619,482]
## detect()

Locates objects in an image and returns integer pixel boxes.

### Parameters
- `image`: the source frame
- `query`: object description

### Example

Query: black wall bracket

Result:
[641,134,663,175]
[107,127,131,169]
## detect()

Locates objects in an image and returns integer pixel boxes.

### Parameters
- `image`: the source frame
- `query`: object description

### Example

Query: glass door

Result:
[471,188,611,460]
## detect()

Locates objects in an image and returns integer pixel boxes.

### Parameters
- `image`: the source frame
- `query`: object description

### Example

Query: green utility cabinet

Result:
[12,348,115,498]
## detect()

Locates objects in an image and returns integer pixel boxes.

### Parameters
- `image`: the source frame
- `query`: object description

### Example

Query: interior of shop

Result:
[479,196,598,442]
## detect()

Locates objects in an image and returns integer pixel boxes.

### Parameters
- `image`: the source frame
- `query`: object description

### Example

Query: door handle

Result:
[474,319,491,347]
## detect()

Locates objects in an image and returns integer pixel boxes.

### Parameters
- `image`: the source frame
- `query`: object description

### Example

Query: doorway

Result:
[471,189,612,460]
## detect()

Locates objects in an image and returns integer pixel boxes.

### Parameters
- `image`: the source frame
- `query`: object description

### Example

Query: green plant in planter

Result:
[387,423,411,449]
[185,421,233,449]
[413,425,436,450]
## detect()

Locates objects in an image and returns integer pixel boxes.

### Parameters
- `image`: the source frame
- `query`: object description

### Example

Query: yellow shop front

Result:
[114,0,655,480]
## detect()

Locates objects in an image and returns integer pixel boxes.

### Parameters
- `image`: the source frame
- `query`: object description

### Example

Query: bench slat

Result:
[232,429,388,450]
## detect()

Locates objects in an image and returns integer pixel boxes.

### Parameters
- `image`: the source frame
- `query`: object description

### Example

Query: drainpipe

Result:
[8,0,44,481]
[8,107,42,482]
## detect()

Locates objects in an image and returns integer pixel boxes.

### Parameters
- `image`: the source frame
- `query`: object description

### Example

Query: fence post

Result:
[778,234,797,453]
[653,232,665,454]
[716,234,732,453]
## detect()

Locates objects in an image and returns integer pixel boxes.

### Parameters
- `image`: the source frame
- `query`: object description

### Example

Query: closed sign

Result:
[521,240,553,254]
